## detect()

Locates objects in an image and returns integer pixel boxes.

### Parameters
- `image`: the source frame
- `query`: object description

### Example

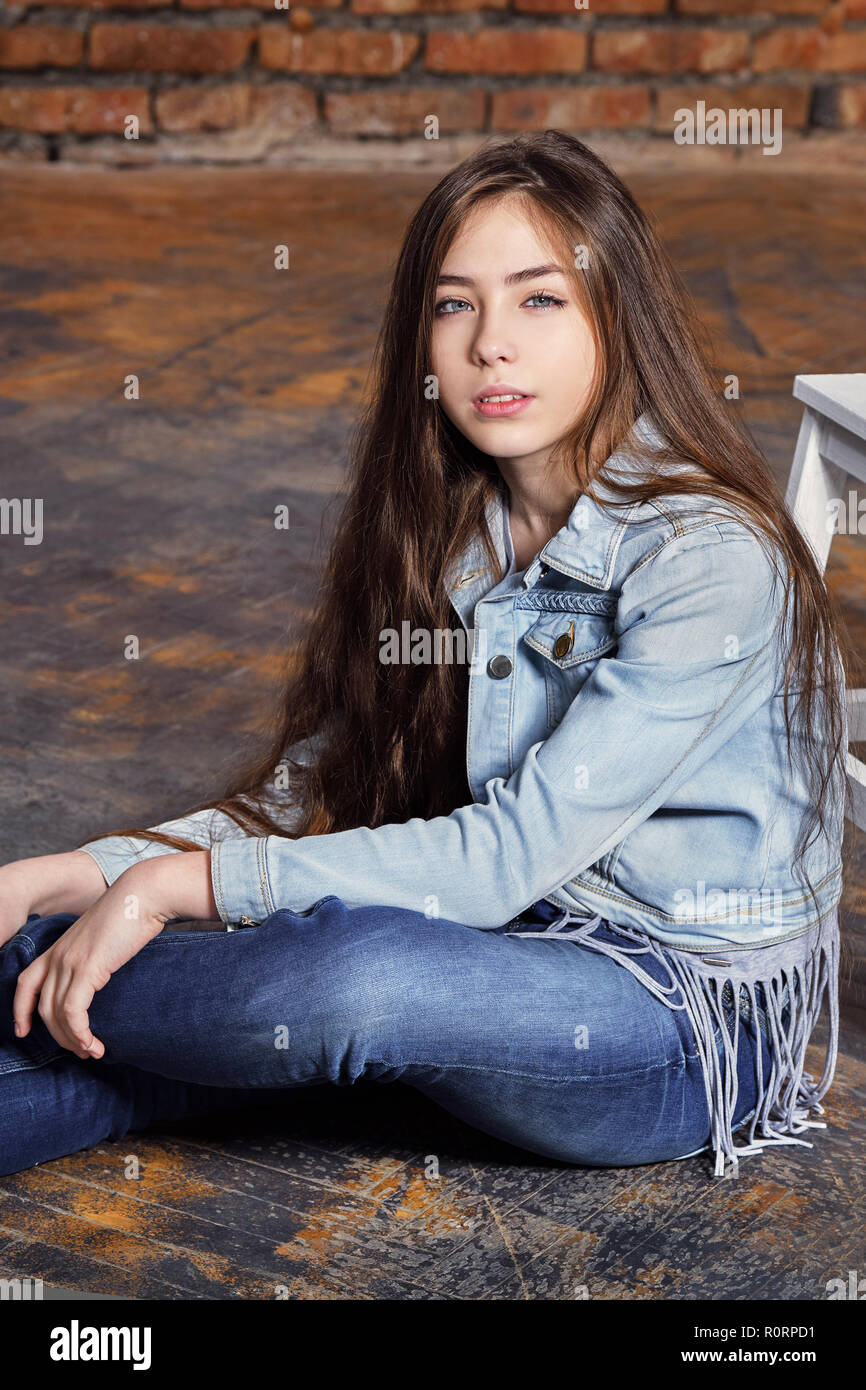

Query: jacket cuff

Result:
[210,836,276,926]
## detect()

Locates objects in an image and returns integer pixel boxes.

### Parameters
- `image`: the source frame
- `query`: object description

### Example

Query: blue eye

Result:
[524,292,566,309]
[434,298,469,315]
[434,290,566,316]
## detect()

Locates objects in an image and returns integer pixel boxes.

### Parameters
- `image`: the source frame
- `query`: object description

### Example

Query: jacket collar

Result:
[445,412,665,621]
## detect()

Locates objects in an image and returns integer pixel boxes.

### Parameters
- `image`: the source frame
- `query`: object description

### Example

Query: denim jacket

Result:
[79,413,844,952]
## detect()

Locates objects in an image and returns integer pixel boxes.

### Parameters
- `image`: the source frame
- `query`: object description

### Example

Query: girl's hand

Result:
[0,851,109,947]
[12,850,218,1061]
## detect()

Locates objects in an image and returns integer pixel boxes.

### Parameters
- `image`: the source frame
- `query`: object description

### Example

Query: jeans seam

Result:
[363,1055,698,1082]
[0,1050,67,1074]
[101,930,230,946]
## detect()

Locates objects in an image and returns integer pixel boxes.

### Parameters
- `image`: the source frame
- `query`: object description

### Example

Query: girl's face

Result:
[430,196,597,472]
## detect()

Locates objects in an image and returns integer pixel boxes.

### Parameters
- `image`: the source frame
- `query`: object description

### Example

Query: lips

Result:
[472,386,536,419]
[471,384,531,405]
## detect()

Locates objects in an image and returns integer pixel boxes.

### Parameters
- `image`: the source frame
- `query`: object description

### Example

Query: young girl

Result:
[0,131,852,1181]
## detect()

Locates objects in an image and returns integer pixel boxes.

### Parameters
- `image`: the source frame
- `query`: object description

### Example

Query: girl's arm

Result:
[208,527,793,930]
[12,850,217,1059]
[0,850,110,944]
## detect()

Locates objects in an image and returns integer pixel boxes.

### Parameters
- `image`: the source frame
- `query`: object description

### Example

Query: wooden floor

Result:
[0,162,865,1299]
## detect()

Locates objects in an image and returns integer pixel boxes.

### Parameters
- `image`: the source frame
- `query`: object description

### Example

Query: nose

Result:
[471,304,516,369]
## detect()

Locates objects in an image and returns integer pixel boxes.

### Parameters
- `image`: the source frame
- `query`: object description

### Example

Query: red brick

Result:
[593,28,749,74]
[352,0,505,11]
[260,26,419,73]
[14,0,165,8]
[753,27,823,71]
[0,84,152,132]
[425,28,586,74]
[515,0,665,11]
[0,26,84,67]
[181,0,343,6]
[675,0,823,12]
[492,84,651,129]
[839,82,866,125]
[155,82,252,130]
[325,85,483,133]
[819,2,848,36]
[754,27,866,73]
[89,25,254,73]
[247,83,319,126]
[155,82,317,131]
[282,10,318,33]
[654,82,811,133]
[154,81,319,138]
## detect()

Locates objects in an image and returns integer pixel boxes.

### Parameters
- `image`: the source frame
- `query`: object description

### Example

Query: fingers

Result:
[14,952,103,1059]
[61,977,104,1059]
[13,951,49,1039]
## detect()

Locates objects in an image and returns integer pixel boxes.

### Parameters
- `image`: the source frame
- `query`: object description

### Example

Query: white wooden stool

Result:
[784,373,866,829]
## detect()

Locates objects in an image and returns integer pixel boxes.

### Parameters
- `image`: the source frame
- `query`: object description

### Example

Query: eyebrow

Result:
[436,262,567,288]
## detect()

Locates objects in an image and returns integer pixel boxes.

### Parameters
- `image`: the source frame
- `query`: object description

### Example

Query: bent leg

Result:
[0,915,319,1177]
[1,902,770,1172]
[0,1041,310,1178]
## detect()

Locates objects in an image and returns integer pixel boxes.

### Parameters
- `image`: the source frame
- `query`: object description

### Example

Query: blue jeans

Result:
[0,897,773,1177]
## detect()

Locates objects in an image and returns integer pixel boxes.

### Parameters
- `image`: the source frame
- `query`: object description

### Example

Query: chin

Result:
[480,433,545,455]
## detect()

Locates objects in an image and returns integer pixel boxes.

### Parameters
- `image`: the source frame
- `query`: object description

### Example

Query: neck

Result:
[497,456,580,558]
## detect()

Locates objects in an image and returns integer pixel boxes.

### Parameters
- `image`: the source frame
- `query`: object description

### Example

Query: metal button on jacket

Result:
[487,654,513,679]
[552,629,574,659]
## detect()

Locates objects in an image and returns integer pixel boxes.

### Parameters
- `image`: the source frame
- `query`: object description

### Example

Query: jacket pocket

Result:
[522,611,618,728]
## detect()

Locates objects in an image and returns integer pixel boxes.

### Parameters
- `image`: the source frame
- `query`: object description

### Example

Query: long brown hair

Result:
[81,130,858,962]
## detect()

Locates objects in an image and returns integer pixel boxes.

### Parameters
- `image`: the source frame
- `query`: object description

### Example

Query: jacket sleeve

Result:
[209,527,789,929]
[77,731,326,887]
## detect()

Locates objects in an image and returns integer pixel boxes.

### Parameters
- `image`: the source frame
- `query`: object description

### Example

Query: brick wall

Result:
[0,0,864,163]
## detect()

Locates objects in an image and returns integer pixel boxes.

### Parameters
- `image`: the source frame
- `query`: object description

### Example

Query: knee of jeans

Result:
[321,948,414,1038]
[290,907,423,1041]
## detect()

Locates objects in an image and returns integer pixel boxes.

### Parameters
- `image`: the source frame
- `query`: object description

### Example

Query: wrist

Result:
[121,851,219,925]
